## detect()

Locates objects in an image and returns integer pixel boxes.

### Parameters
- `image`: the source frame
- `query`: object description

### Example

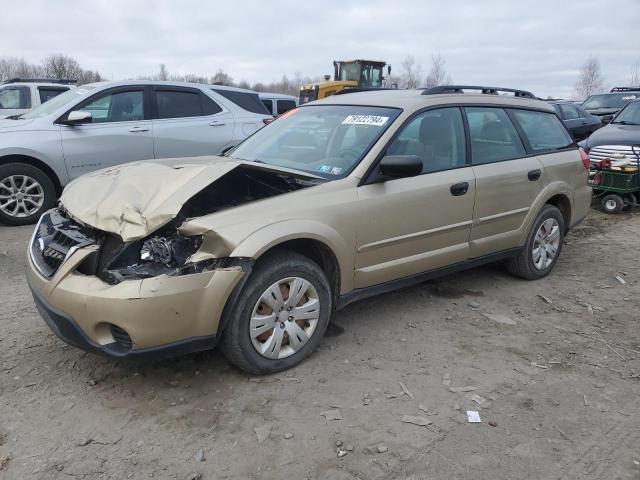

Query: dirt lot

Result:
[1,208,639,480]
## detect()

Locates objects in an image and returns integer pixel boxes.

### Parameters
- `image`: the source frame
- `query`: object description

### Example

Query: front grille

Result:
[589,145,638,167]
[110,324,133,351]
[30,209,95,278]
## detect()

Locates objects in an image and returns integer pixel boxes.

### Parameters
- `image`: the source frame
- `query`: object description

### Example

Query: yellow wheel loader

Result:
[299,59,390,104]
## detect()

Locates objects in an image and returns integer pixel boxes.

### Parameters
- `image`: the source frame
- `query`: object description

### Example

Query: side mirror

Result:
[379,155,422,179]
[63,110,92,125]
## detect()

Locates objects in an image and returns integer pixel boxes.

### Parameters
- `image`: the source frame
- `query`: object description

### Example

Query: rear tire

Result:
[600,194,624,214]
[506,204,565,280]
[0,163,56,226]
[220,250,332,375]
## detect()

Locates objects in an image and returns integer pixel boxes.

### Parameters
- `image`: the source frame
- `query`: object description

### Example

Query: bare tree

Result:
[0,57,43,81]
[630,61,640,86]
[42,54,83,80]
[424,54,451,87]
[575,56,604,98]
[211,69,234,86]
[157,63,169,81]
[400,56,422,89]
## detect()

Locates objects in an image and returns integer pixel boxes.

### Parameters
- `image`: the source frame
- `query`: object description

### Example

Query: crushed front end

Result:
[26,207,252,358]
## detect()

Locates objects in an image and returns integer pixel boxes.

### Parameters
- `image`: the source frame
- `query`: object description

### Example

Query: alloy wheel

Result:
[0,175,45,218]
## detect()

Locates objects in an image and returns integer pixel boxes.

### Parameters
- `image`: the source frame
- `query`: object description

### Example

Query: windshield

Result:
[19,86,95,119]
[582,93,638,110]
[611,101,640,125]
[227,105,401,178]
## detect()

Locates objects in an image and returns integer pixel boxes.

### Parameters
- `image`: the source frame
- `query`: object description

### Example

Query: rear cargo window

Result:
[277,100,297,115]
[511,110,573,153]
[38,87,69,104]
[261,99,273,114]
[212,88,270,115]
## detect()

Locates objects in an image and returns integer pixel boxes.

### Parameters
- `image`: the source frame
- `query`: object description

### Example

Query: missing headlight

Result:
[102,231,205,283]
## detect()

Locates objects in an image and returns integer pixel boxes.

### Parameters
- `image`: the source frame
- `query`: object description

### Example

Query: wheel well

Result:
[261,239,341,306]
[0,154,63,196]
[546,194,571,230]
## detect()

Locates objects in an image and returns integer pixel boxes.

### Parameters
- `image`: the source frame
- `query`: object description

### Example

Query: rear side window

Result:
[0,86,31,109]
[38,87,68,104]
[465,107,526,164]
[261,99,273,114]
[212,88,269,115]
[277,100,297,115]
[155,90,222,119]
[511,110,573,153]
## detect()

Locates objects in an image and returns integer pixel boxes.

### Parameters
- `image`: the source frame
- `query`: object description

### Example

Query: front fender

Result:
[229,219,354,293]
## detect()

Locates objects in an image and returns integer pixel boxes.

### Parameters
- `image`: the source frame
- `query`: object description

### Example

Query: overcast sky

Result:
[3,0,639,98]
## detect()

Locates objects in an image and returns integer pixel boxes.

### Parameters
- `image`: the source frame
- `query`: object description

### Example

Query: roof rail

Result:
[421,85,535,99]
[332,87,396,96]
[2,78,77,85]
[610,86,640,92]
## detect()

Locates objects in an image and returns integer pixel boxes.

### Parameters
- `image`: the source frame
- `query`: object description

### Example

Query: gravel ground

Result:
[1,208,639,480]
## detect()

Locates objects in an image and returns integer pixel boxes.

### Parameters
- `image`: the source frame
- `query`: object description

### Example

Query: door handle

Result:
[528,169,542,181]
[129,126,149,133]
[209,121,226,127]
[450,182,469,196]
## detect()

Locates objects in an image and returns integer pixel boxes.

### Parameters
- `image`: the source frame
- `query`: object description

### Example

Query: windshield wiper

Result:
[612,120,639,126]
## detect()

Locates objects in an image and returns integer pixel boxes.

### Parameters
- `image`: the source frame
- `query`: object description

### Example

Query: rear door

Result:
[59,86,154,179]
[151,86,234,158]
[465,106,544,257]
[559,103,589,139]
[355,107,475,288]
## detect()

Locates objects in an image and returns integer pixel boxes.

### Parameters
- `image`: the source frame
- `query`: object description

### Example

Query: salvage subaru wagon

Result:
[27,85,591,374]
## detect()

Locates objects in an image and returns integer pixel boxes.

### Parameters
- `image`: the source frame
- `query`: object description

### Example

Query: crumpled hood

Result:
[60,157,241,241]
[60,156,321,242]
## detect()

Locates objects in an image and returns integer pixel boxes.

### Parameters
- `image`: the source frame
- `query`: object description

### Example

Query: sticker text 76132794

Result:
[342,115,389,127]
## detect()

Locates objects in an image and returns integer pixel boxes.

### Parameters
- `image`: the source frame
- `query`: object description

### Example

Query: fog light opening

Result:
[109,324,133,352]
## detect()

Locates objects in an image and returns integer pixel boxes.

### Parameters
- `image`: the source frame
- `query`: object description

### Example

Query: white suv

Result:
[0,79,76,118]
[0,81,272,225]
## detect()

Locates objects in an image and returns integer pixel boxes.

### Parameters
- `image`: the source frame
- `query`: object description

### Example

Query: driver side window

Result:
[80,90,144,123]
[386,107,466,173]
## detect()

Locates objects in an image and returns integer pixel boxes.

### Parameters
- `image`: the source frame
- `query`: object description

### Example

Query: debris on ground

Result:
[467,301,481,309]
[488,421,498,427]
[418,404,435,415]
[0,456,9,470]
[194,448,205,462]
[465,393,487,405]
[377,444,388,453]
[449,386,478,393]
[186,473,201,480]
[387,381,415,399]
[537,294,553,304]
[319,409,342,421]
[481,312,518,325]
[254,424,272,443]
[401,414,432,427]
[442,373,451,386]
[337,448,347,458]
[615,275,626,284]
[284,432,293,440]
[467,411,482,423]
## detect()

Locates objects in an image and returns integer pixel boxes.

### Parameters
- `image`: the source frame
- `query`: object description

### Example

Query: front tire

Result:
[220,250,332,374]
[0,163,56,226]
[506,204,565,280]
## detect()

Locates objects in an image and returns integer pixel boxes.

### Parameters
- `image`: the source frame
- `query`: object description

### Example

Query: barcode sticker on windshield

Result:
[342,115,389,126]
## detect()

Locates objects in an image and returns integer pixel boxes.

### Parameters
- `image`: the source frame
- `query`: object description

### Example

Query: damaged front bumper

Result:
[26,213,252,359]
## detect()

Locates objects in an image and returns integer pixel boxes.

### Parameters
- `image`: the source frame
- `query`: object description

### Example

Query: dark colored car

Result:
[579,99,640,167]
[549,101,601,141]
[581,87,640,125]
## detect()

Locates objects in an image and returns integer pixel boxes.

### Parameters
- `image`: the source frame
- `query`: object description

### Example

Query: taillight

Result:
[579,147,590,170]
[262,117,273,125]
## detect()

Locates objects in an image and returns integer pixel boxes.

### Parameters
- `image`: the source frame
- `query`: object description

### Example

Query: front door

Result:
[59,87,154,179]
[355,107,475,288]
